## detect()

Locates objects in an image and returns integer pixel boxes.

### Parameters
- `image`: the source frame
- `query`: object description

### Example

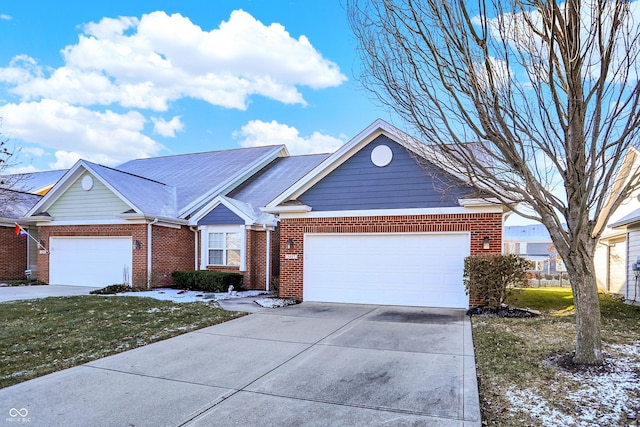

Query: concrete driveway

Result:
[0,284,100,302]
[0,302,480,426]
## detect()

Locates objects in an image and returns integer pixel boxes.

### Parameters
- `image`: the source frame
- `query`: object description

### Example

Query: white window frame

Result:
[200,225,246,271]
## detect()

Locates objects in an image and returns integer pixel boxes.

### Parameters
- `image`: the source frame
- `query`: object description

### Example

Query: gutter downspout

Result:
[265,225,270,292]
[147,218,158,289]
[190,226,199,270]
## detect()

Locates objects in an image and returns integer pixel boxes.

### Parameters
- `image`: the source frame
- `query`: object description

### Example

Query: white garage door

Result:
[304,233,470,308]
[49,237,133,287]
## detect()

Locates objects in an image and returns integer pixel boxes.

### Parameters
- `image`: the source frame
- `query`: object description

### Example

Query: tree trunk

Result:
[564,235,603,364]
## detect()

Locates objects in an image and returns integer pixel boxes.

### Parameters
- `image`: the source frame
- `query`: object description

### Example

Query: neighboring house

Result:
[18,119,505,308]
[1,170,67,195]
[503,224,565,274]
[608,211,640,302]
[593,147,640,299]
[0,170,65,281]
[0,189,42,280]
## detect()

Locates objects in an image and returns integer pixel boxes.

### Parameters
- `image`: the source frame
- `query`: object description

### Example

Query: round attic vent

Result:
[81,175,94,191]
[371,144,393,167]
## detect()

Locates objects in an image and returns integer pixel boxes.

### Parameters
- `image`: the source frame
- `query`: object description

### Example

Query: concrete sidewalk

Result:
[0,284,99,302]
[0,302,481,426]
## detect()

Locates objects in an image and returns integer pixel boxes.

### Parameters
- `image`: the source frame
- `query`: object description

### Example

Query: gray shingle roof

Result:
[117,146,285,216]
[0,170,66,194]
[83,161,178,218]
[0,189,42,219]
[227,154,330,222]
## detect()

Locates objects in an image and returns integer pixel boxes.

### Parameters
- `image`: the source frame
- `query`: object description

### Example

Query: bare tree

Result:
[0,122,22,206]
[348,0,640,365]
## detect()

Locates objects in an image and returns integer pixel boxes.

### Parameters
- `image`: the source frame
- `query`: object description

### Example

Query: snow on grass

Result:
[506,342,640,426]
[118,288,270,303]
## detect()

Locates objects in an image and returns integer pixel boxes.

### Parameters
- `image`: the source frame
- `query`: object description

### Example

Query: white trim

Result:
[200,225,246,271]
[277,206,502,219]
[189,196,255,225]
[261,204,312,214]
[304,230,471,239]
[265,228,271,291]
[35,219,136,226]
[458,197,503,207]
[26,161,141,218]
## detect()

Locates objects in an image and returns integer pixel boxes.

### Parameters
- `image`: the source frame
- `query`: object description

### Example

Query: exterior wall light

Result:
[133,240,142,250]
[285,238,294,250]
[483,237,490,250]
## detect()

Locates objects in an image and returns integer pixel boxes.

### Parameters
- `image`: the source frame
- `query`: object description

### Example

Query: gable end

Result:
[297,135,476,211]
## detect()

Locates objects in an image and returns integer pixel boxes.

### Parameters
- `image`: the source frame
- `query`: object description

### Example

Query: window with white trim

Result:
[208,231,241,266]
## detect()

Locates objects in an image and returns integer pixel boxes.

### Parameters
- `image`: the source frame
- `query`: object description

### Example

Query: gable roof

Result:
[25,145,288,222]
[117,145,287,217]
[192,154,330,225]
[264,119,489,210]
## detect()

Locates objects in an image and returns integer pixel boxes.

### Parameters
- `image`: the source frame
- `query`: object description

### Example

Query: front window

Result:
[208,231,241,266]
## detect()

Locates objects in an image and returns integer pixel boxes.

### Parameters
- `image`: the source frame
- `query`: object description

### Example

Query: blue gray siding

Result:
[198,204,244,225]
[298,136,476,211]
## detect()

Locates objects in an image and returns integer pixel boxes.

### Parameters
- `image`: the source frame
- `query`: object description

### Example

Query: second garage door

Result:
[49,237,133,287]
[303,233,470,308]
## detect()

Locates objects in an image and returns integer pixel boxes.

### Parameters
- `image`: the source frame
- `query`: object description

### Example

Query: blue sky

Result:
[0,1,392,173]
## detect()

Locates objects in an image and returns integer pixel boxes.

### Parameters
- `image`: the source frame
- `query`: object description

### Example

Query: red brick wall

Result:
[150,225,195,288]
[0,225,28,280]
[278,213,503,303]
[37,223,194,288]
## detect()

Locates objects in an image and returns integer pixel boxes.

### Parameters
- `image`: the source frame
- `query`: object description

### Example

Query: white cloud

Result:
[2,10,346,111]
[0,100,163,166]
[151,115,184,137]
[234,120,345,155]
[0,14,11,21]
[50,151,82,169]
[21,147,45,157]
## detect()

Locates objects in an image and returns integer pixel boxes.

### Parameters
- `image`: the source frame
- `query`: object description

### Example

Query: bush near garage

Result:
[171,270,244,293]
[464,254,530,308]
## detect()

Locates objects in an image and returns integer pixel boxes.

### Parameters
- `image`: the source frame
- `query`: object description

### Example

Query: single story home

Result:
[17,120,505,308]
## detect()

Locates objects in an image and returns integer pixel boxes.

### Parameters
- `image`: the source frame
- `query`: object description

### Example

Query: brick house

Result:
[0,170,66,281]
[0,190,42,280]
[263,120,503,308]
[18,119,504,308]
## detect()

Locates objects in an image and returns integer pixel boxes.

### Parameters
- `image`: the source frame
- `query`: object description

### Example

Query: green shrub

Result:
[464,254,530,308]
[171,270,244,293]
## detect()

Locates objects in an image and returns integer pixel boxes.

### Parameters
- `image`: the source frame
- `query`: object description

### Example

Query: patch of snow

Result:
[210,290,270,301]
[506,342,640,426]
[117,288,270,304]
[255,298,299,308]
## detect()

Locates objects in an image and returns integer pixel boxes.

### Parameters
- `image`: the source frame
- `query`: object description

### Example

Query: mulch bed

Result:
[467,305,540,318]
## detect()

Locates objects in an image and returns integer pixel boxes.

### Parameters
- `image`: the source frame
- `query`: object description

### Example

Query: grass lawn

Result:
[473,287,640,426]
[0,295,245,389]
